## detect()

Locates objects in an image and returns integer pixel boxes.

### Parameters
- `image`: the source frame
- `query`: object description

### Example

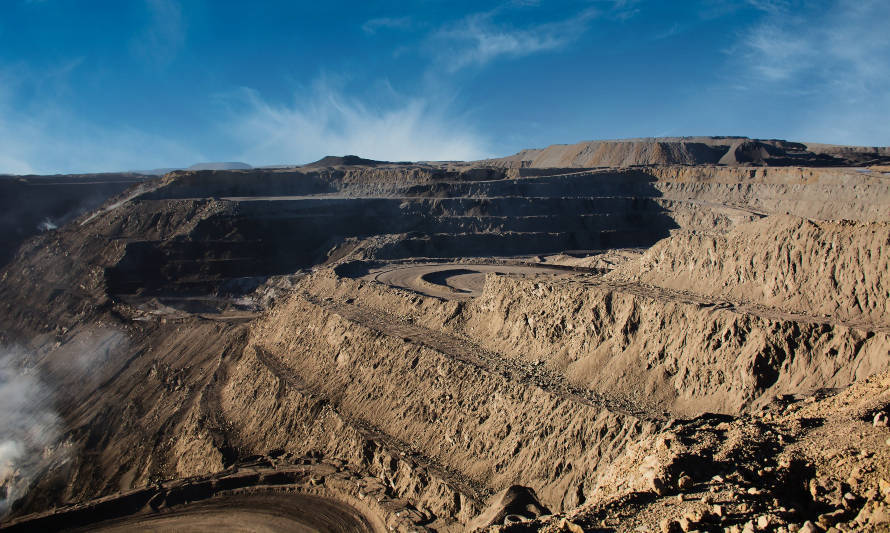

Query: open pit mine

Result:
[0,137,889,532]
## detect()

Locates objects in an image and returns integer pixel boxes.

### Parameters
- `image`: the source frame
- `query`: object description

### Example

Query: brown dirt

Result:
[1,148,889,532]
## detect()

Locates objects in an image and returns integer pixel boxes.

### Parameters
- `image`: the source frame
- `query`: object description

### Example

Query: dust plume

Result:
[0,327,129,516]
[0,346,60,515]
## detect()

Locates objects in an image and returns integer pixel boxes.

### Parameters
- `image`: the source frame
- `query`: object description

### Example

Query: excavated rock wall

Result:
[218,343,479,524]
[462,275,890,416]
[653,181,890,222]
[608,217,890,324]
[302,270,890,417]
[243,292,662,513]
[92,165,890,297]
[484,138,890,168]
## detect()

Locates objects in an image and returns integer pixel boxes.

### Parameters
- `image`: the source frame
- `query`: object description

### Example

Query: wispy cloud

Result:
[744,0,793,14]
[431,7,600,72]
[0,108,203,174]
[607,0,642,20]
[220,81,492,165]
[0,62,202,174]
[739,0,890,92]
[130,0,185,67]
[362,16,414,35]
[733,0,890,144]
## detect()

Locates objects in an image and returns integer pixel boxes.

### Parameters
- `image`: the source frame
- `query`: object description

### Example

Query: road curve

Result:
[363,263,574,300]
[77,492,378,533]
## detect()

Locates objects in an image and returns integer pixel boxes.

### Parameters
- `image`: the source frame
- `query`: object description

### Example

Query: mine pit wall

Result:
[99,165,890,297]
[654,181,890,222]
[463,276,890,416]
[231,293,662,516]
[141,166,515,200]
[644,165,890,185]
[645,166,890,222]
[102,195,679,294]
[218,344,479,524]
[305,272,890,418]
[608,217,890,325]
[132,166,890,226]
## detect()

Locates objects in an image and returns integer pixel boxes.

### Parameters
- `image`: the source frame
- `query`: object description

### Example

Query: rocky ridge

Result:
[484,137,890,168]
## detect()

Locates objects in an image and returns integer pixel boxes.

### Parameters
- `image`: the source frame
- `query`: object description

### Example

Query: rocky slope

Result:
[1,146,889,531]
[607,216,890,325]
[0,173,149,267]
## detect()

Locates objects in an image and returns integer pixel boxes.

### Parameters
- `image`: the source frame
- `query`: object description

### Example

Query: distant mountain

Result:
[302,155,389,168]
[131,168,180,176]
[483,137,890,168]
[132,162,253,175]
[187,162,253,171]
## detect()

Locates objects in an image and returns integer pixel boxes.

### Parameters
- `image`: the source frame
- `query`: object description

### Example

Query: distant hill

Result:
[132,162,253,175]
[483,137,890,168]
[302,155,389,168]
[132,167,180,176]
[187,162,253,171]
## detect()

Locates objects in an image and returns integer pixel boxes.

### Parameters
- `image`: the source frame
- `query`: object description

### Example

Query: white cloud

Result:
[739,0,890,93]
[0,56,206,174]
[742,22,811,82]
[734,0,890,144]
[362,16,414,35]
[0,72,203,174]
[131,0,185,67]
[744,0,793,14]
[220,82,492,165]
[0,110,203,174]
[432,7,600,72]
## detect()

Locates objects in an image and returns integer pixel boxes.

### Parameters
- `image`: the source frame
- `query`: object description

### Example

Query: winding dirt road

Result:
[362,263,574,299]
[77,492,378,533]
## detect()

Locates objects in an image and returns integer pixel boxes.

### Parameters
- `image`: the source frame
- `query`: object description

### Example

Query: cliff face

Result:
[0,173,149,267]
[607,216,890,325]
[241,290,662,513]
[298,268,889,418]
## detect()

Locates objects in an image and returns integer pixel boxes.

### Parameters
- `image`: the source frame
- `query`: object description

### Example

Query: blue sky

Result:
[1,0,888,174]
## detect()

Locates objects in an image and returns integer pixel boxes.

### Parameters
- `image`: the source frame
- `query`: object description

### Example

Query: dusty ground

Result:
[0,142,888,531]
[360,262,578,299]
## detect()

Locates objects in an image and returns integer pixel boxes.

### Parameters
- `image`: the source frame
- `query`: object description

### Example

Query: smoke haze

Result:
[0,327,129,516]
[0,346,60,515]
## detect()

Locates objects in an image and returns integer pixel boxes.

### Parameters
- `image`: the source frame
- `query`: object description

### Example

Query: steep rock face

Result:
[2,152,890,529]
[527,140,725,168]
[309,270,889,417]
[244,291,662,512]
[608,216,890,325]
[463,275,889,416]
[0,199,231,338]
[7,318,250,515]
[0,173,149,267]
[218,342,478,526]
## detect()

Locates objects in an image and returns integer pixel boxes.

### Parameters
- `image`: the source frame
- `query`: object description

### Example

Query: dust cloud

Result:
[0,327,129,516]
[0,346,60,515]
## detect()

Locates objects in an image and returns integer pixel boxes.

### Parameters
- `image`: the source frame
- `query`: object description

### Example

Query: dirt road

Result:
[361,263,575,299]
